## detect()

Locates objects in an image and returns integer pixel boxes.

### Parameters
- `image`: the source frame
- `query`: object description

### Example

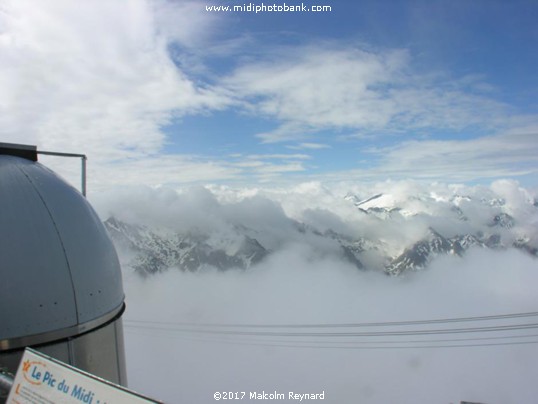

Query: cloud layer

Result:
[358,132,538,181]
[96,179,538,258]
[123,245,538,403]
[113,180,538,403]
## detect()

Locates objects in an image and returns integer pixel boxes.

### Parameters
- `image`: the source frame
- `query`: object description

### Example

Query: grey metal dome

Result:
[0,149,124,349]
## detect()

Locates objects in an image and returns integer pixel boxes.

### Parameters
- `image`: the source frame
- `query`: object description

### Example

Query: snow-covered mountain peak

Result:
[101,182,538,277]
[346,191,443,218]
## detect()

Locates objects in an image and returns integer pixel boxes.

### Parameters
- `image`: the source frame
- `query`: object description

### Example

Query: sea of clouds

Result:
[92,180,538,403]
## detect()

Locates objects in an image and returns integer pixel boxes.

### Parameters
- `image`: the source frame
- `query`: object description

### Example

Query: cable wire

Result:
[126,328,538,350]
[123,310,538,349]
[124,310,538,329]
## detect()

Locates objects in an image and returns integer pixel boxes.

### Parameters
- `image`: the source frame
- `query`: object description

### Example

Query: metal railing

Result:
[37,150,87,197]
[0,143,87,197]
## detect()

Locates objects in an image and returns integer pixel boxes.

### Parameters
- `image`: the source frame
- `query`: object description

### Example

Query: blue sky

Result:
[1,0,537,190]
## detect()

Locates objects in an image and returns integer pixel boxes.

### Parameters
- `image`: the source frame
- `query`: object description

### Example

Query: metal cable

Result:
[124,310,538,329]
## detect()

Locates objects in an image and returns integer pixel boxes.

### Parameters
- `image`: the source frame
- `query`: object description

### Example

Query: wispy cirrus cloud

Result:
[368,133,538,179]
[226,153,310,181]
[245,153,311,160]
[287,143,332,150]
[36,154,242,195]
[317,132,538,183]
[223,44,517,143]
[224,46,408,142]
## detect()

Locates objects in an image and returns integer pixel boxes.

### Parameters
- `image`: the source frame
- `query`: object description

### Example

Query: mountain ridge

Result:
[104,188,537,276]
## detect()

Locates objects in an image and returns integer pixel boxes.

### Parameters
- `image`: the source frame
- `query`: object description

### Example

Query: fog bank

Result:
[123,247,538,403]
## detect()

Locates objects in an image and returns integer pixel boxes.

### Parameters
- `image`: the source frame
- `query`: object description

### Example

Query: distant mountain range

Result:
[105,217,269,276]
[105,191,538,277]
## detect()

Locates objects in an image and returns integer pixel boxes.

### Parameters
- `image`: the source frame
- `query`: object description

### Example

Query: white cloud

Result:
[287,143,332,150]
[255,162,306,174]
[37,152,243,195]
[94,154,241,188]
[233,160,266,168]
[360,133,538,181]
[223,44,515,143]
[0,0,231,182]
[245,153,311,160]
[224,46,408,141]
[96,180,538,265]
[221,154,311,182]
[152,0,222,48]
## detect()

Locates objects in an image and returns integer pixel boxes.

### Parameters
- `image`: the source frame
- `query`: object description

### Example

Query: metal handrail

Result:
[37,150,87,196]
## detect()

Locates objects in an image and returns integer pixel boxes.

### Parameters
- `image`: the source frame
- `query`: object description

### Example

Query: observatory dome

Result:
[0,146,125,376]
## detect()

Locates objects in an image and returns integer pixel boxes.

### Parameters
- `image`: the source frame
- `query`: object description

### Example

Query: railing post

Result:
[81,155,87,197]
[0,369,14,398]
